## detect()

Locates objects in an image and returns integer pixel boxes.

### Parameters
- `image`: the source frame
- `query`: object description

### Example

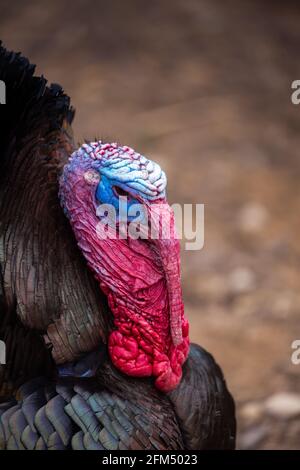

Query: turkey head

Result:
[59,141,190,392]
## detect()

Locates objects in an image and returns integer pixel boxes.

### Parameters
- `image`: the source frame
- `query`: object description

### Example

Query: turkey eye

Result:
[113,185,130,198]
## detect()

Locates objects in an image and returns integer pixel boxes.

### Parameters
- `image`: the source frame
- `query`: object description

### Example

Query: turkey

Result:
[0,43,236,450]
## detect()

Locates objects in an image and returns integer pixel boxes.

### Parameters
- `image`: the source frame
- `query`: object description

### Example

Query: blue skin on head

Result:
[96,174,143,221]
[93,148,167,223]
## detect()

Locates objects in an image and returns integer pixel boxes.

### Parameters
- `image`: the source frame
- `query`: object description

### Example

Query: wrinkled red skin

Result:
[60,160,189,392]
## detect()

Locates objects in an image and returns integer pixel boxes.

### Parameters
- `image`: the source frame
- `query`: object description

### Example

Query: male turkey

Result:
[0,43,236,450]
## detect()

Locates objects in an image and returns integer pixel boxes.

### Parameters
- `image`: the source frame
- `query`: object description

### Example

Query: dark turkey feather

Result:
[0,359,184,450]
[168,344,236,449]
[0,42,112,395]
[0,345,235,450]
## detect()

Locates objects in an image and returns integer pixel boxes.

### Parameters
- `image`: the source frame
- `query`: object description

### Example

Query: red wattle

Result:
[108,318,189,392]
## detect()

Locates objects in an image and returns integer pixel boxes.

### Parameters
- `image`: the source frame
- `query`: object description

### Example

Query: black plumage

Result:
[0,346,235,450]
[0,43,236,450]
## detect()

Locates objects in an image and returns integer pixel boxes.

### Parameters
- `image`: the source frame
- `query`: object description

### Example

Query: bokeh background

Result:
[1,0,300,449]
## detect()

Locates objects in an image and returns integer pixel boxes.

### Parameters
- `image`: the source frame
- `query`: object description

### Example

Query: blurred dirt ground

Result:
[1,0,300,449]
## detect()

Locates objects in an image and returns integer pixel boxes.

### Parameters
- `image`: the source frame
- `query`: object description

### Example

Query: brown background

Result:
[1,0,300,449]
